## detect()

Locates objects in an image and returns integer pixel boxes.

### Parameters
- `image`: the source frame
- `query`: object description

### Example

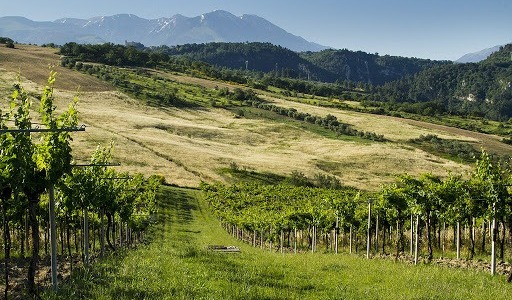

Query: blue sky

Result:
[1,0,511,60]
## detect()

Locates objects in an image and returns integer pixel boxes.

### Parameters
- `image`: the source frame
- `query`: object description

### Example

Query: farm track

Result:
[44,186,512,299]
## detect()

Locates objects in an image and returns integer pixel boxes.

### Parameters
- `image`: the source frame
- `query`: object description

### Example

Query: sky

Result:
[1,0,511,60]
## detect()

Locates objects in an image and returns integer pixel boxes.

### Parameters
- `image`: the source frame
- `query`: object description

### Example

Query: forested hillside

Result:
[372,44,512,120]
[150,42,449,84]
[58,41,512,122]
[151,42,329,80]
[300,49,450,84]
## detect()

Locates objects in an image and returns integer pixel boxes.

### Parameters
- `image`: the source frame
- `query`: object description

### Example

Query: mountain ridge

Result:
[455,44,506,63]
[0,11,328,52]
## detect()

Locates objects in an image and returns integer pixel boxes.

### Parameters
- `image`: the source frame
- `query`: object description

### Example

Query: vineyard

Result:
[1,44,512,298]
[202,150,512,277]
[0,74,160,298]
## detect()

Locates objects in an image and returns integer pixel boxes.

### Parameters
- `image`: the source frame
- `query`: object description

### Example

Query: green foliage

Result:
[301,48,450,85]
[203,151,511,259]
[37,71,79,183]
[0,37,14,44]
[242,97,386,141]
[64,62,195,108]
[0,74,160,297]
[43,186,512,300]
[0,72,81,296]
[203,183,357,232]
[373,44,512,120]
[153,42,447,85]
[0,37,14,48]
[408,134,480,163]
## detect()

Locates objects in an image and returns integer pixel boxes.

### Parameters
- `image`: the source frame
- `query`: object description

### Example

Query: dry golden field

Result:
[3,45,503,191]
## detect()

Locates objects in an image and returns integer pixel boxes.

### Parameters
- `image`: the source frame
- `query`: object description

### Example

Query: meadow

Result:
[0,45,488,191]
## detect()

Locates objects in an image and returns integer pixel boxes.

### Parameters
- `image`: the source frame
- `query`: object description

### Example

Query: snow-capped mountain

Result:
[0,11,327,52]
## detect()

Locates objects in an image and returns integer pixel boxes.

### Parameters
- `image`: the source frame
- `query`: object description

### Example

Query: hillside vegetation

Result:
[4,44,511,190]
[373,44,512,120]
[150,42,450,84]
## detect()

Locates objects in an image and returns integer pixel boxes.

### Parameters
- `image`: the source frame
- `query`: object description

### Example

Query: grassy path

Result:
[44,186,512,299]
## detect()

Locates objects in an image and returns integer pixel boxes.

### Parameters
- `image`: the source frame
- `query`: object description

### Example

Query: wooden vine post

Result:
[366,199,372,259]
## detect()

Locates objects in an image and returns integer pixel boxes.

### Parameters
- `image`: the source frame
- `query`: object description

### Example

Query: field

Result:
[1,45,502,190]
[43,186,512,300]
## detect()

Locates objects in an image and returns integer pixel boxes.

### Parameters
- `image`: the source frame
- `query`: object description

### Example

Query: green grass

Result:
[43,186,512,300]
[235,106,369,143]
[218,166,288,185]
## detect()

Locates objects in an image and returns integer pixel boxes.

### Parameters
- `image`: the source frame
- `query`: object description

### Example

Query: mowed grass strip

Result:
[44,186,512,300]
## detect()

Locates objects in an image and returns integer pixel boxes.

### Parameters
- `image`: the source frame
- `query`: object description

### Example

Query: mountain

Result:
[0,16,105,44]
[0,11,327,52]
[455,45,504,63]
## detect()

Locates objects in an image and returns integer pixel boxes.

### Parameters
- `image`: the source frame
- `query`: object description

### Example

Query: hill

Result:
[0,11,326,52]
[373,44,512,120]
[300,49,450,84]
[151,42,450,84]
[4,44,512,190]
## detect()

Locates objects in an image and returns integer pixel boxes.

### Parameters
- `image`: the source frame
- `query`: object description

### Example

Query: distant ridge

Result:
[455,45,505,63]
[0,11,328,52]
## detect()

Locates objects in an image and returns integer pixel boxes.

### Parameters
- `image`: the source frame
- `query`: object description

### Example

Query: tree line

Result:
[232,92,386,142]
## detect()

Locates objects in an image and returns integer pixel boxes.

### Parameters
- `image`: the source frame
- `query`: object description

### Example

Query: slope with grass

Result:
[1,44,506,191]
[0,44,113,92]
[43,186,512,299]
